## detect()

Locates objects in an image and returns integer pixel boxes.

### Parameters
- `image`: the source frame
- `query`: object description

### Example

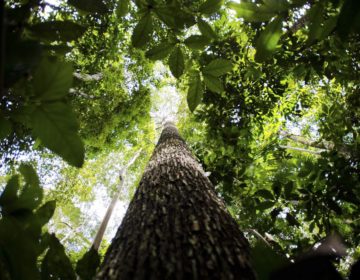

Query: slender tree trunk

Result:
[97,122,255,280]
[92,149,143,251]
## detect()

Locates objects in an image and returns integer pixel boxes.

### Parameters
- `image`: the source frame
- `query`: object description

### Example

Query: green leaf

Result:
[41,234,76,280]
[256,200,275,210]
[68,0,108,14]
[228,2,276,22]
[337,0,360,39]
[0,116,12,139]
[286,213,300,227]
[289,0,307,7]
[199,0,223,15]
[184,35,210,50]
[155,6,195,30]
[318,15,338,41]
[203,73,224,93]
[306,3,324,44]
[263,0,289,13]
[131,13,153,48]
[36,201,56,227]
[327,199,342,215]
[255,16,284,62]
[202,59,233,76]
[0,176,20,209]
[76,247,101,280]
[116,0,130,17]
[176,10,196,29]
[30,102,84,167]
[284,182,294,199]
[13,164,43,211]
[28,21,86,42]
[187,71,203,112]
[0,217,42,279]
[5,36,42,87]
[43,44,72,54]
[198,19,217,39]
[19,164,40,188]
[33,57,73,101]
[154,7,177,28]
[252,240,289,280]
[255,189,274,200]
[145,42,175,60]
[168,46,185,79]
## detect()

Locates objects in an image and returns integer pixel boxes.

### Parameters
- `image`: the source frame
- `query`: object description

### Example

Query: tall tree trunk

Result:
[97,122,255,280]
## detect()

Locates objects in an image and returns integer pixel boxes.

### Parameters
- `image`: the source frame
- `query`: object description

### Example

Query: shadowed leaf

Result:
[168,46,185,78]
[187,71,203,112]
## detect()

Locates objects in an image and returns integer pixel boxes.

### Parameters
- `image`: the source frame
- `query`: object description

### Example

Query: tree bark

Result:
[96,122,255,280]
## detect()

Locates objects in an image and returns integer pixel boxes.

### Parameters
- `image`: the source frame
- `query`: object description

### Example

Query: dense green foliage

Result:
[1,0,360,279]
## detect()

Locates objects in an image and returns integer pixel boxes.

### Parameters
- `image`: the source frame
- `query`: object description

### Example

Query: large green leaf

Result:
[19,164,40,189]
[203,73,224,93]
[30,102,84,167]
[263,0,289,13]
[68,0,108,14]
[199,0,223,15]
[202,58,233,77]
[154,7,177,28]
[184,35,210,50]
[131,13,153,48]
[202,59,233,76]
[228,2,276,22]
[0,217,42,279]
[145,42,175,60]
[255,189,274,200]
[116,0,130,17]
[0,165,44,214]
[33,58,73,101]
[255,16,283,62]
[0,116,12,139]
[306,3,324,44]
[168,46,185,78]
[28,21,86,42]
[155,6,195,29]
[0,176,20,210]
[36,201,56,227]
[187,71,203,112]
[76,247,100,280]
[41,234,76,280]
[197,19,217,39]
[256,200,275,210]
[318,15,338,41]
[10,164,43,212]
[5,36,42,87]
[337,0,360,39]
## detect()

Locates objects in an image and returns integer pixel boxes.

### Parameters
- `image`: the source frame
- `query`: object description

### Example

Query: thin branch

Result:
[58,221,92,245]
[280,130,351,158]
[245,229,271,247]
[73,72,103,82]
[279,144,324,155]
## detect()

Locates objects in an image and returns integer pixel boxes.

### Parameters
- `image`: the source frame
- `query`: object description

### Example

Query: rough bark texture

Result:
[97,123,255,280]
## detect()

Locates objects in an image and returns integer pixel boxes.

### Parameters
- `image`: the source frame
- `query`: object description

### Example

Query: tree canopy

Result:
[1,0,359,279]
